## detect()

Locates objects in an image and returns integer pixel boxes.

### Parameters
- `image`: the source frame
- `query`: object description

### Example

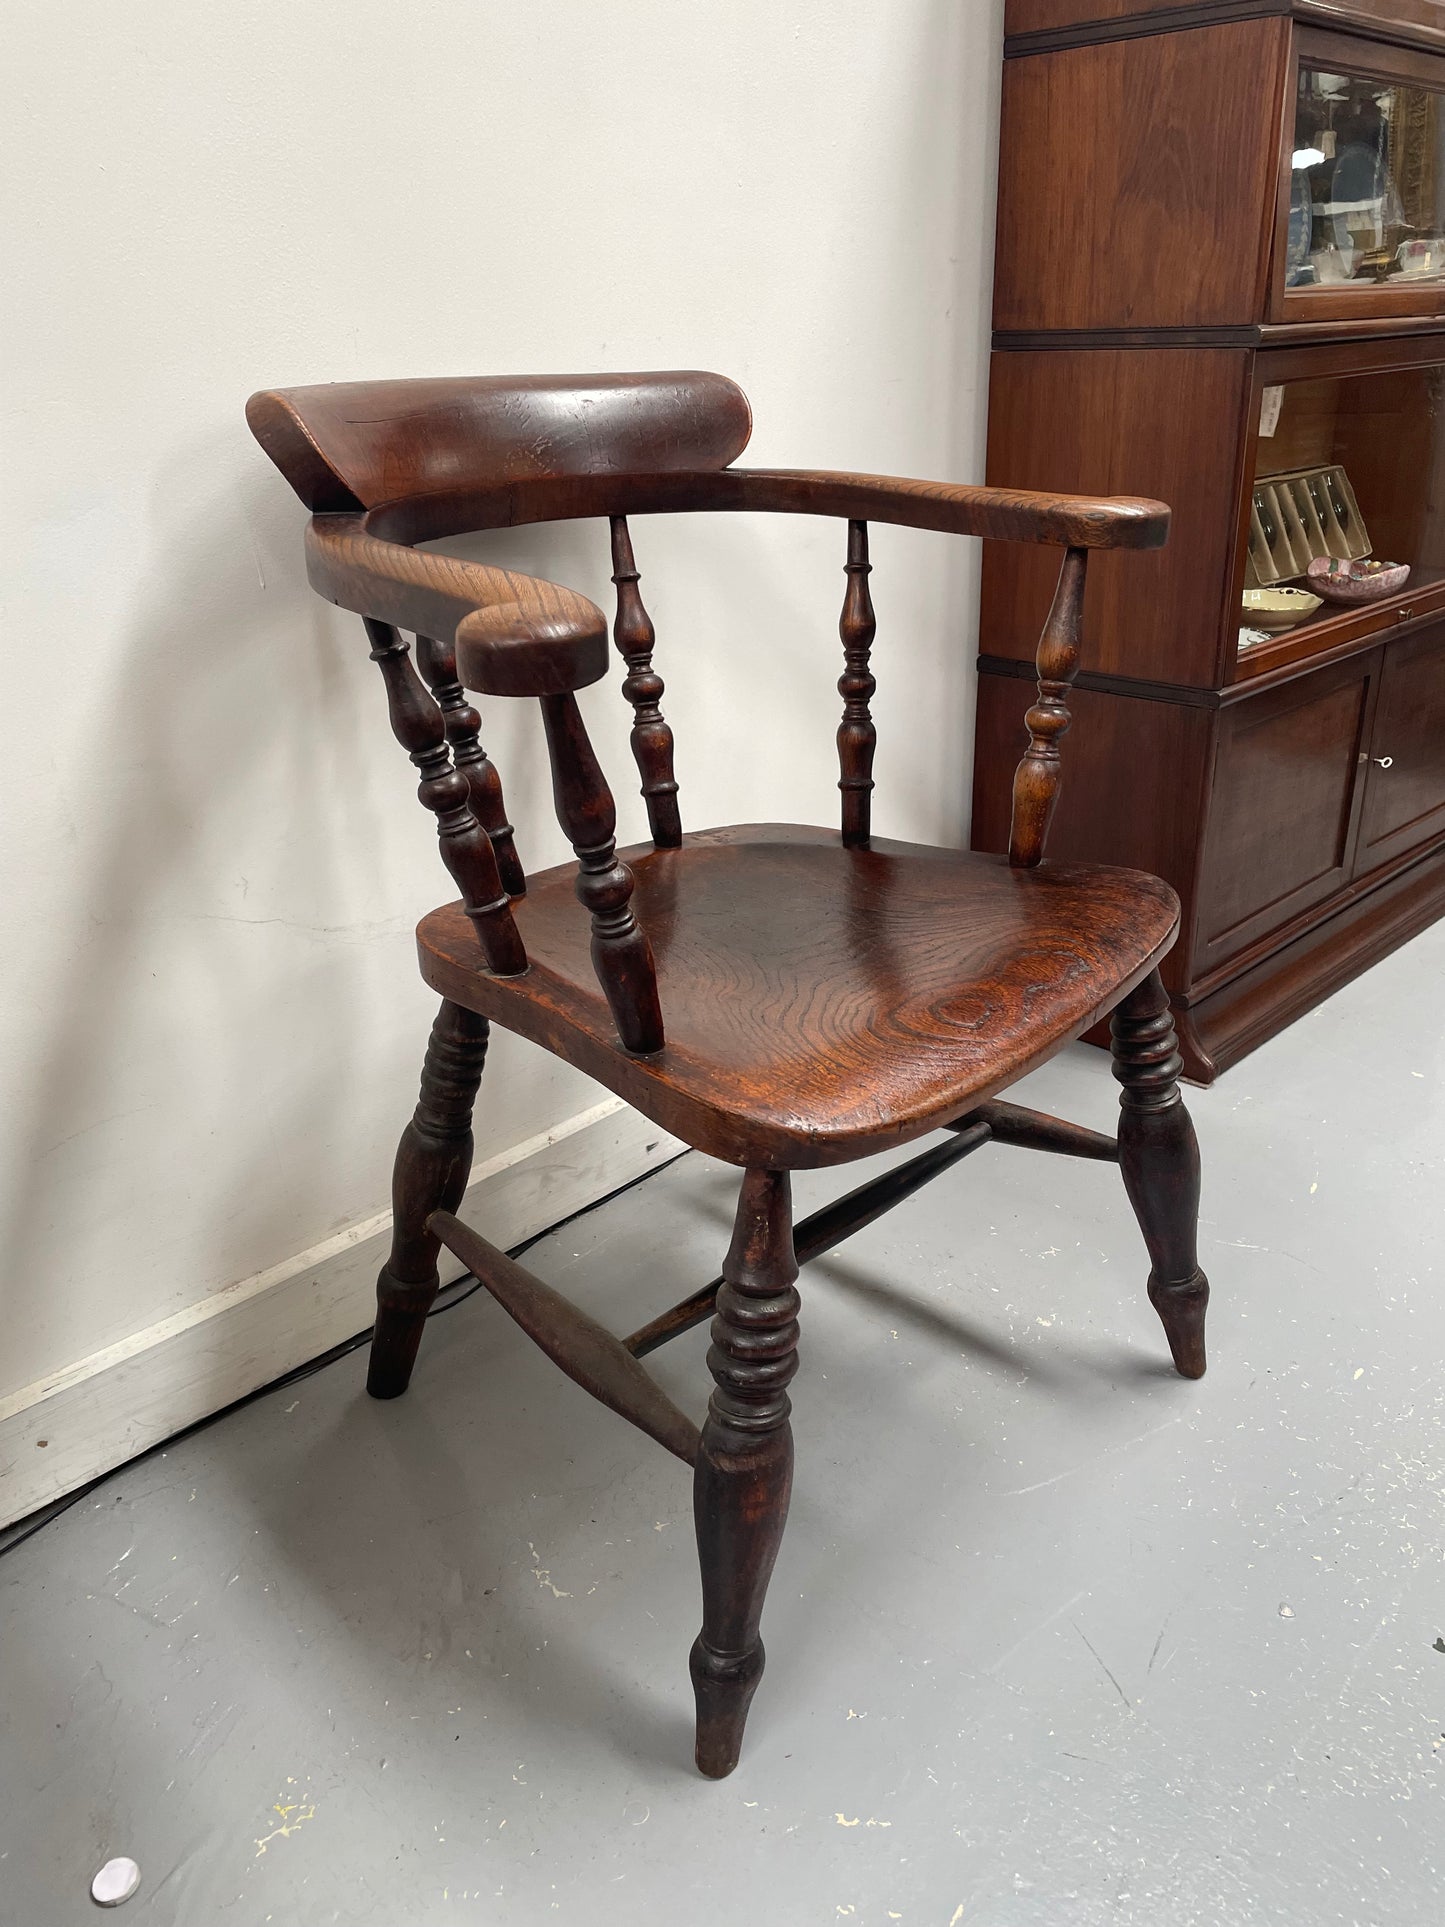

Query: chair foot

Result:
[1111,970,1211,1381]
[691,1169,799,1777]
[690,1637,766,1778]
[367,1268,436,1399]
[1148,1269,1209,1380]
[367,999,489,1401]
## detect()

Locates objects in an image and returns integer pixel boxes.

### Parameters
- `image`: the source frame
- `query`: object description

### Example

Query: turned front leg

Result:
[1111,970,1210,1379]
[369,1000,490,1399]
[691,1168,800,1778]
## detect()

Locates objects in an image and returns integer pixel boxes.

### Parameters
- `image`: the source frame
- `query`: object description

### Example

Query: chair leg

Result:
[1110,970,1210,1379]
[368,999,490,1400]
[690,1168,801,1778]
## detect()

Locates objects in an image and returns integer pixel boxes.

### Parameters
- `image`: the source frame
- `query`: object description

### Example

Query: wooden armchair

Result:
[247,370,1208,1778]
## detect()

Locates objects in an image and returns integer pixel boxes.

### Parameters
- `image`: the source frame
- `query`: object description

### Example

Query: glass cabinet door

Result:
[1287,56,1445,298]
[1239,354,1445,671]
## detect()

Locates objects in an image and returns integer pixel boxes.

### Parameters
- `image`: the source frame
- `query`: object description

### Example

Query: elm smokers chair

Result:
[247,371,1209,1778]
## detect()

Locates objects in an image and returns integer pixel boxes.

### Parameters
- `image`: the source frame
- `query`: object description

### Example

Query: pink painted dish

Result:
[1305,556,1410,604]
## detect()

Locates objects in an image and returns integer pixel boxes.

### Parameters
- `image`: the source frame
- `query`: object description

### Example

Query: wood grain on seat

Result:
[418,824,1179,1167]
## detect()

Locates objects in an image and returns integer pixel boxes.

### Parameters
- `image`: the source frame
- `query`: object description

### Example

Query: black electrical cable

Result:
[0,1149,689,1561]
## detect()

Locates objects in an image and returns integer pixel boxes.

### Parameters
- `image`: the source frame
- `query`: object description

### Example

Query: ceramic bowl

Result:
[1240,586,1323,631]
[1305,557,1410,604]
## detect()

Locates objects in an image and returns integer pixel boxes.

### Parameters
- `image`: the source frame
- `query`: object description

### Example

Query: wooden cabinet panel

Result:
[993,21,1288,332]
[982,2,1445,1078]
[1355,623,1445,871]
[983,348,1253,687]
[1194,655,1375,973]
[1006,0,1445,49]
[972,673,1212,994]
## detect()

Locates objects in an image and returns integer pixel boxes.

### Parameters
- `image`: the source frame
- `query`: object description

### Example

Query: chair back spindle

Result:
[415,633,526,897]
[1008,545,1088,869]
[609,516,682,848]
[837,519,877,848]
[538,691,665,1054]
[363,619,527,975]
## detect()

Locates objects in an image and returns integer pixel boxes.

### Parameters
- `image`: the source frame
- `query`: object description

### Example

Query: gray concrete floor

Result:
[3,926,1443,1927]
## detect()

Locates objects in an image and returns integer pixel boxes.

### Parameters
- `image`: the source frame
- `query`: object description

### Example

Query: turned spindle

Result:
[1008,545,1088,868]
[837,519,877,848]
[363,619,526,976]
[538,689,664,1054]
[610,515,682,848]
[415,632,526,897]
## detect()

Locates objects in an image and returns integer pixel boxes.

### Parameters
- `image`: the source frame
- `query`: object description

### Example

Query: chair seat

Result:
[418,823,1179,1168]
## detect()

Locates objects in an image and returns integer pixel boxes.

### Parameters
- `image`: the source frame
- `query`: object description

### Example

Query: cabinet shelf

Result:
[1238,567,1445,677]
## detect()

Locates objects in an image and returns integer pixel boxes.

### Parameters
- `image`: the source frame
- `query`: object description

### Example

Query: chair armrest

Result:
[716,470,1169,550]
[361,467,1169,552]
[304,514,609,695]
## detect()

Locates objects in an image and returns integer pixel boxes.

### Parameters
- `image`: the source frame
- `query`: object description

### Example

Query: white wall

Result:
[0,1,1000,1494]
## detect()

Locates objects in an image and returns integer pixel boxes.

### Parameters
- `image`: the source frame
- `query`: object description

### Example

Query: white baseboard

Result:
[0,1099,684,1530]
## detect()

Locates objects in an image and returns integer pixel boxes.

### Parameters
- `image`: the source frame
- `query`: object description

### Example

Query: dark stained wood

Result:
[1193,653,1376,975]
[363,620,526,976]
[1005,0,1445,58]
[369,1000,490,1399]
[246,370,753,511]
[300,469,1165,724]
[1230,575,1445,685]
[250,366,1213,1780]
[993,19,1289,333]
[415,633,526,897]
[1004,0,1265,47]
[427,1209,701,1465]
[980,5,1445,1080]
[1175,835,1445,1076]
[367,465,1171,553]
[958,1099,1119,1160]
[1009,546,1088,866]
[691,1168,800,1778]
[1354,624,1445,871]
[418,825,1180,1168]
[837,521,878,846]
[974,673,1213,999]
[538,692,664,1055]
[623,1122,996,1359]
[313,520,610,692]
[624,1101,1116,1361]
[610,515,682,847]
[456,599,612,701]
[983,348,1253,689]
[1110,971,1210,1377]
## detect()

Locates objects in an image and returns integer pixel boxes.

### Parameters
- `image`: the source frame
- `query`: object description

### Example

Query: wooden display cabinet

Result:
[974,0,1445,1079]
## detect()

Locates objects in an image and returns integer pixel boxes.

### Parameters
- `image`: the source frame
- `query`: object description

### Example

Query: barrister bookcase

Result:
[972,0,1445,1080]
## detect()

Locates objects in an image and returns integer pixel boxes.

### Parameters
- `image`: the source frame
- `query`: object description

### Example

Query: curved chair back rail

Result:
[246,370,753,512]
[248,371,1170,1054]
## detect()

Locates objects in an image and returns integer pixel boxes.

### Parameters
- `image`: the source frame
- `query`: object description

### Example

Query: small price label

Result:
[1260,385,1284,437]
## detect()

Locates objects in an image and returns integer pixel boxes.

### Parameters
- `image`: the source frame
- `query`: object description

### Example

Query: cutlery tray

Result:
[1244,465,1370,588]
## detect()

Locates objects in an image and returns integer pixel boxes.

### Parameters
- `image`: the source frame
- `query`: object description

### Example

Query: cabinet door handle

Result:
[1373,755,1394,768]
